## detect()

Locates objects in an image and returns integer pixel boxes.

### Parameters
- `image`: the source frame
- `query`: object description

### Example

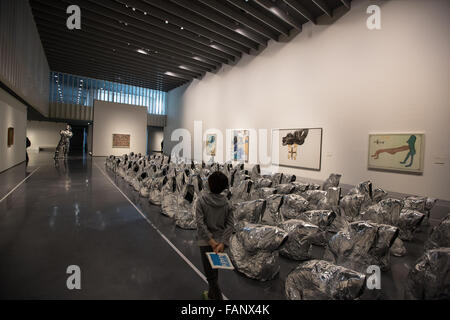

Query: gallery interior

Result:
[0,0,449,302]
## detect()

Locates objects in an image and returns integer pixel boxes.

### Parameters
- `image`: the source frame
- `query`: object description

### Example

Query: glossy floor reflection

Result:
[0,153,448,300]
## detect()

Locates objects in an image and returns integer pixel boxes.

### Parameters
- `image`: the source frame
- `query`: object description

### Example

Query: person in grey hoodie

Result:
[195,171,234,300]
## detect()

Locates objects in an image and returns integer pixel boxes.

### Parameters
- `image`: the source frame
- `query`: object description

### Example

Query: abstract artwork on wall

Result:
[231,130,249,162]
[368,133,425,174]
[273,128,322,171]
[206,134,217,156]
[112,134,131,148]
[7,127,14,147]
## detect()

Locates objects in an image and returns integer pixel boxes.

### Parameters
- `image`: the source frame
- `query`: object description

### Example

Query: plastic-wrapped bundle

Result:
[316,187,341,213]
[250,164,261,181]
[324,221,399,272]
[347,181,373,211]
[175,184,197,229]
[279,194,309,220]
[398,209,425,241]
[280,174,296,184]
[425,213,450,250]
[372,188,388,203]
[322,173,342,191]
[148,176,168,206]
[253,177,273,189]
[161,177,178,219]
[230,180,253,205]
[285,260,366,300]
[261,194,285,225]
[302,190,327,208]
[340,194,365,222]
[234,199,266,225]
[405,247,450,300]
[131,171,148,192]
[296,210,336,231]
[250,187,277,201]
[279,219,320,260]
[275,184,295,195]
[360,198,403,225]
[269,173,283,187]
[229,223,288,281]
[290,182,310,194]
[390,238,407,257]
[404,196,438,226]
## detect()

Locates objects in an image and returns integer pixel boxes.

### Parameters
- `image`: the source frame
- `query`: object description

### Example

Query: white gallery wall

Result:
[165,0,450,200]
[0,87,27,172]
[26,121,67,152]
[93,100,147,156]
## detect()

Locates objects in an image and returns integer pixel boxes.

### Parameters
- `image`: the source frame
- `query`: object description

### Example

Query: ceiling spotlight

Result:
[144,12,147,15]
[180,26,184,30]
[132,7,136,11]
[165,20,169,24]
[137,49,149,55]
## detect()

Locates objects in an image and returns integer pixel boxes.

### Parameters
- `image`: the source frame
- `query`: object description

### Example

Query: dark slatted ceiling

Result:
[29,0,351,92]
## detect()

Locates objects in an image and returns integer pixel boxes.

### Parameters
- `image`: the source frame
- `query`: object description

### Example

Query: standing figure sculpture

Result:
[54,125,73,160]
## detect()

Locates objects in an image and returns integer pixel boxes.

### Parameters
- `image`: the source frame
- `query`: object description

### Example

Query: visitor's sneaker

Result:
[202,291,210,300]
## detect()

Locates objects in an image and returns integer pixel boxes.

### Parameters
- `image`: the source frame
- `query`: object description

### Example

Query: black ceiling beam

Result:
[311,0,333,17]
[137,0,257,51]
[33,15,212,75]
[340,0,351,9]
[111,0,252,54]
[33,0,227,66]
[282,0,317,24]
[37,28,208,80]
[225,0,290,36]
[190,0,277,41]
[48,56,185,89]
[254,0,305,30]
[49,60,183,91]
[41,37,196,81]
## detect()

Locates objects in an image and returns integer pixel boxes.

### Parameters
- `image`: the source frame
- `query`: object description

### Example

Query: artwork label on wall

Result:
[231,130,249,162]
[206,134,217,156]
[7,127,14,147]
[273,128,323,171]
[368,133,425,174]
[112,134,131,148]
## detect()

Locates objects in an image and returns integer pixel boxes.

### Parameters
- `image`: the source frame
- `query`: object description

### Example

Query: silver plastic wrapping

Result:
[280,174,296,184]
[372,188,388,203]
[161,177,178,219]
[324,221,399,272]
[405,247,450,300]
[322,173,342,191]
[398,209,425,241]
[250,187,277,201]
[285,260,366,300]
[250,164,261,181]
[279,194,309,220]
[234,199,266,225]
[404,196,438,226]
[302,190,327,209]
[230,179,253,205]
[261,194,285,226]
[148,176,168,206]
[237,223,288,251]
[390,238,407,257]
[425,213,450,250]
[347,181,373,211]
[270,173,283,187]
[174,184,197,229]
[228,224,288,281]
[275,184,295,195]
[279,219,320,260]
[297,210,336,231]
[340,194,365,222]
[360,198,403,226]
[290,182,310,194]
[316,187,341,213]
[254,177,273,189]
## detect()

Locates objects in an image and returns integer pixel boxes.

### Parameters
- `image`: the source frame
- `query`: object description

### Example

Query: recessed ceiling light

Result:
[165,20,169,24]
[180,26,184,30]
[137,49,148,55]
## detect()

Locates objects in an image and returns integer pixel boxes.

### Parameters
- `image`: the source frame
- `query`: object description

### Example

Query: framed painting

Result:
[112,134,131,148]
[272,128,323,171]
[231,130,249,162]
[7,127,14,147]
[368,133,425,174]
[206,134,217,156]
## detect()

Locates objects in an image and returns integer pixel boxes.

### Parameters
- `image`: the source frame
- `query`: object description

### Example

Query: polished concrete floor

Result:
[0,153,448,300]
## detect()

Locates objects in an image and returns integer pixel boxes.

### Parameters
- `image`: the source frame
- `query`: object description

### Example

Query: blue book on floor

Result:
[206,252,235,270]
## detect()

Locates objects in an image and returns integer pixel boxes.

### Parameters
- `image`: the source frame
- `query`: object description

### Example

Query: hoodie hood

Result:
[201,191,228,208]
